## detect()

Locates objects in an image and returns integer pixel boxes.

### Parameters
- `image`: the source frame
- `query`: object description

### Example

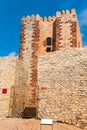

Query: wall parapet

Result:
[21,9,76,23]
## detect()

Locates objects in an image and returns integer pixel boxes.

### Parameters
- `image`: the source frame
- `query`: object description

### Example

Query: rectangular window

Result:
[47,47,51,52]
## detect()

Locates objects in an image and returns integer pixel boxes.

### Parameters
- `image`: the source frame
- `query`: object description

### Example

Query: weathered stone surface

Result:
[38,48,87,128]
[13,20,40,117]
[0,57,17,117]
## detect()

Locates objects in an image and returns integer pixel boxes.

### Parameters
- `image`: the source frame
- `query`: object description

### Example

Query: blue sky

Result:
[0,0,87,56]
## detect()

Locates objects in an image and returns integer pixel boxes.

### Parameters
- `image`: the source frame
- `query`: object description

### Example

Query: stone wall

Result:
[0,57,16,117]
[38,48,87,128]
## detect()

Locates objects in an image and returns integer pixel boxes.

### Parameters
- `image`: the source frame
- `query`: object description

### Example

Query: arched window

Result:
[46,37,51,46]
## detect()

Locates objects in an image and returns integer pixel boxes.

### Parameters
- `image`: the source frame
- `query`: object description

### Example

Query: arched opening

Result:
[46,37,51,46]
[46,37,52,52]
[22,107,37,118]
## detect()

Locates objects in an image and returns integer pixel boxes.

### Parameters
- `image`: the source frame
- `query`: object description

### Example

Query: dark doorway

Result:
[47,47,51,52]
[22,107,37,118]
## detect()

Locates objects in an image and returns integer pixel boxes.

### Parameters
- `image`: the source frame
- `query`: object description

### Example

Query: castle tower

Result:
[13,9,82,117]
[13,15,40,117]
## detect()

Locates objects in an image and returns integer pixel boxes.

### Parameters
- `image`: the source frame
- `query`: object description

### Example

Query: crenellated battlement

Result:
[22,15,56,23]
[21,9,76,23]
[56,9,76,17]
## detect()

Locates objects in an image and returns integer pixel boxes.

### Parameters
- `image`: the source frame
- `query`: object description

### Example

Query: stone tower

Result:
[13,9,82,117]
[19,8,82,57]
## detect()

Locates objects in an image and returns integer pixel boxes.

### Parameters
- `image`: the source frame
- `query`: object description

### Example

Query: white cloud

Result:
[81,33,84,38]
[79,8,87,27]
[8,52,17,56]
